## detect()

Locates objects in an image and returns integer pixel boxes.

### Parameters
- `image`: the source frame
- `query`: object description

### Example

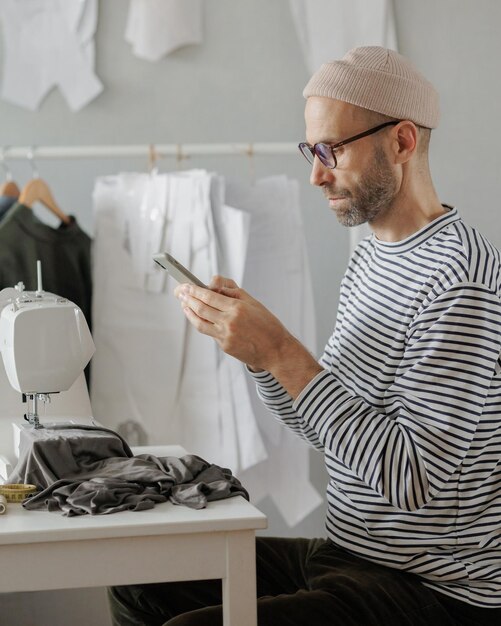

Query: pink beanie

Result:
[303,46,440,129]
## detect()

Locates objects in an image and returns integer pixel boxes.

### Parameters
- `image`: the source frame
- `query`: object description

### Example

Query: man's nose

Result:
[309,156,335,187]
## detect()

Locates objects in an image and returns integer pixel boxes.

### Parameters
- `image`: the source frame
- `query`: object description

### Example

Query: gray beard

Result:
[333,145,399,228]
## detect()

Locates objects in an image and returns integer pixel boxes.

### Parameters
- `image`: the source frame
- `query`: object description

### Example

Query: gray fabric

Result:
[9,424,134,487]
[8,425,248,516]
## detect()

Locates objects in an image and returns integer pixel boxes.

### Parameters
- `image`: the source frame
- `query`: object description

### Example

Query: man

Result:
[110,47,501,625]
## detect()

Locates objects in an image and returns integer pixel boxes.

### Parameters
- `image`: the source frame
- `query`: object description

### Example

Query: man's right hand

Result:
[174,275,323,399]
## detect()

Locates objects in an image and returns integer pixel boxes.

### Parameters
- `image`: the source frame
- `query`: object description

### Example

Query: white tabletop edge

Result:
[0,444,267,545]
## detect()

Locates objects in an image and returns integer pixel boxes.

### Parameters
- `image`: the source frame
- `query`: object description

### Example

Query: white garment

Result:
[91,171,320,526]
[225,176,323,526]
[91,173,186,443]
[91,170,267,474]
[289,0,397,255]
[0,0,103,111]
[169,174,268,473]
[127,170,169,292]
[125,0,203,61]
[289,0,397,74]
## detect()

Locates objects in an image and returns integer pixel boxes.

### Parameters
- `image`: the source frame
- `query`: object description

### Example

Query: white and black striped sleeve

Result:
[293,282,501,511]
[249,368,324,450]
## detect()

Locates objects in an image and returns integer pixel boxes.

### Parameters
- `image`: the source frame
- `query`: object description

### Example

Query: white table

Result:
[0,445,267,626]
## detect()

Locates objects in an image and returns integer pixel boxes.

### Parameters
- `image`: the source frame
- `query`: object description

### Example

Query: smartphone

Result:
[153,252,207,288]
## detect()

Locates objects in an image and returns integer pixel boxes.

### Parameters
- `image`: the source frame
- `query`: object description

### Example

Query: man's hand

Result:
[174,275,289,371]
[174,276,323,399]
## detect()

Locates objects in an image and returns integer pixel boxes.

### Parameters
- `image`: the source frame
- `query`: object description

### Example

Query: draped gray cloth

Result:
[9,424,248,516]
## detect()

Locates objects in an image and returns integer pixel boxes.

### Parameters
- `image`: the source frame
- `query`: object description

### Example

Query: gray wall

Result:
[1,1,501,624]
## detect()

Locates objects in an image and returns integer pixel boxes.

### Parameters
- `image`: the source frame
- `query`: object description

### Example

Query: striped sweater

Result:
[252,208,501,607]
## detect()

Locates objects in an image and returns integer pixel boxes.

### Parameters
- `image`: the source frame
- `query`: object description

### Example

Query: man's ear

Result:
[392,121,418,165]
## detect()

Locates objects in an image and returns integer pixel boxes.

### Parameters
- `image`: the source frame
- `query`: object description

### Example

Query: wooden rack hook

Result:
[148,144,158,173]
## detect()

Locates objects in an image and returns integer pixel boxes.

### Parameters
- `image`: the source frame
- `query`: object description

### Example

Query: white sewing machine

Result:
[0,266,266,626]
[0,263,95,480]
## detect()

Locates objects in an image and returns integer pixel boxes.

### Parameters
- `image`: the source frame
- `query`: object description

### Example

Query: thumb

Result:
[209,275,239,290]
[217,286,245,300]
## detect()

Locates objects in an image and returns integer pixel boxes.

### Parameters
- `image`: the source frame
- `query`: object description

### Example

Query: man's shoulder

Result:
[428,215,501,293]
[450,216,500,266]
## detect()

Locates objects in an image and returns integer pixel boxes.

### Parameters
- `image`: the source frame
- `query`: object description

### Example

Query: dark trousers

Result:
[108,537,501,626]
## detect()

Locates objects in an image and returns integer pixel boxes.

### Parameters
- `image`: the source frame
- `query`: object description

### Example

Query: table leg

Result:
[222,530,257,626]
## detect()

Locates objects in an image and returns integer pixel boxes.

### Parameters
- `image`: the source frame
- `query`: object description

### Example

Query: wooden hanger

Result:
[19,178,71,225]
[0,179,20,198]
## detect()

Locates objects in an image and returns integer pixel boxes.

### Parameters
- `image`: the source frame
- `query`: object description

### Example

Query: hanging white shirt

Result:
[0,0,103,111]
[125,0,203,61]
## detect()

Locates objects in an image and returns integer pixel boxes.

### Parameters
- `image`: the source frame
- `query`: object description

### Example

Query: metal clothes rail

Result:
[0,143,299,161]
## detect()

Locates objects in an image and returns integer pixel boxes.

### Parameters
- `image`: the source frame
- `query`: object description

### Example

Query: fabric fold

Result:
[9,425,248,516]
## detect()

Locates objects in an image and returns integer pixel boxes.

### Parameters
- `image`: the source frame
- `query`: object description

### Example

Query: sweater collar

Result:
[372,205,459,255]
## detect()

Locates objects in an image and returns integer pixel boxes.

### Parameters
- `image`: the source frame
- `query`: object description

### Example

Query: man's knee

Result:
[108,586,139,625]
[108,585,164,626]
[164,606,222,626]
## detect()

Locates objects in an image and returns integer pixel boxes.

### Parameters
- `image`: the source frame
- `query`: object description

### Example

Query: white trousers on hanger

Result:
[91,173,186,446]
[225,175,323,527]
[91,170,267,473]
[91,171,321,526]
[169,174,267,473]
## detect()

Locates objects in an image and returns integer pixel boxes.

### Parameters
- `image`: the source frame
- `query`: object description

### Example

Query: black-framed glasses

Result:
[298,120,400,169]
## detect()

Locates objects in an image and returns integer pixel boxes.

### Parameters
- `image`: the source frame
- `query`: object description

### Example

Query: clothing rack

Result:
[1,143,298,162]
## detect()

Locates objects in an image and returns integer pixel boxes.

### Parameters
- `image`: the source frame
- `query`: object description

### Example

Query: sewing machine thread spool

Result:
[0,483,37,503]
